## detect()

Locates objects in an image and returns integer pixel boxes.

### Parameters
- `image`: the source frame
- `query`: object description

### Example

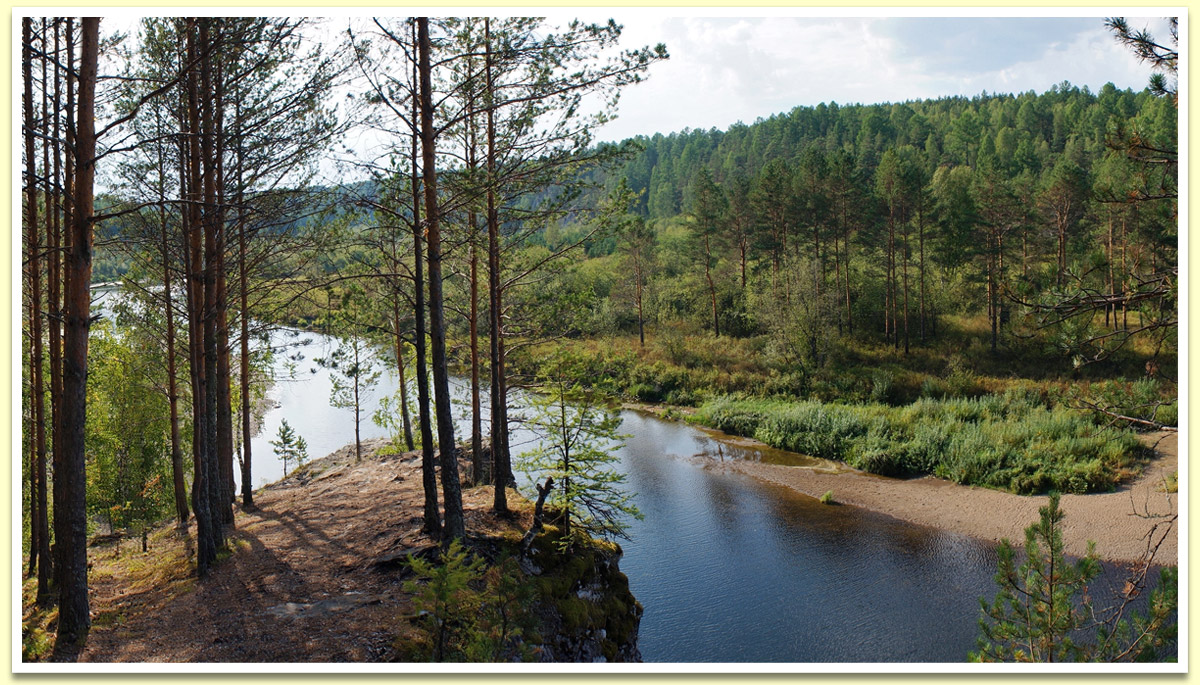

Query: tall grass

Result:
[692,390,1146,495]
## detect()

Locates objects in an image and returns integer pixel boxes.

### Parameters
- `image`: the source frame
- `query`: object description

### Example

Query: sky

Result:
[88,11,1178,186]
[569,13,1178,143]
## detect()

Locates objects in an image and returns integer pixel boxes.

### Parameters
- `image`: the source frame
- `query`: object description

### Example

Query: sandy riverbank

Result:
[708,431,1179,564]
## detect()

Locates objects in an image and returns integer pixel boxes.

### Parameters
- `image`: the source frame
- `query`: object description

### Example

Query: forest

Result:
[19,15,1178,665]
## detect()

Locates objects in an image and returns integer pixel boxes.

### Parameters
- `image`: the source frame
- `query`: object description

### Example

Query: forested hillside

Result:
[552,82,1176,358]
[21,14,1178,665]
[504,79,1177,419]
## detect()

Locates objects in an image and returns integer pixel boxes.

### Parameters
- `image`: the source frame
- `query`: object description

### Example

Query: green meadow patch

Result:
[692,390,1147,495]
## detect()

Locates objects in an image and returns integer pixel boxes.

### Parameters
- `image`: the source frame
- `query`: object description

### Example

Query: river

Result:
[244,326,1003,662]
[91,300,1132,663]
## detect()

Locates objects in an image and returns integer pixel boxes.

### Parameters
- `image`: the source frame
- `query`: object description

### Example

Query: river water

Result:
[92,301,1145,663]
[245,327,1003,662]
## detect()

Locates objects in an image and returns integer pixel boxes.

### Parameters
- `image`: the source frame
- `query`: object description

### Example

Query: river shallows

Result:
[246,327,1001,662]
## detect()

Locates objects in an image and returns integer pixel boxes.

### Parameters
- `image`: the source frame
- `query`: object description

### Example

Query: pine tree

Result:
[519,372,641,547]
[972,493,1177,662]
[269,419,308,477]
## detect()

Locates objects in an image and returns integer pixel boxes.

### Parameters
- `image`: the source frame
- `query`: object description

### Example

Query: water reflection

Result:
[86,300,1161,663]
[613,415,1001,662]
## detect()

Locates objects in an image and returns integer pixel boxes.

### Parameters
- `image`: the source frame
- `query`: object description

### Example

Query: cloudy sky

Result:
[570,13,1177,142]
[90,11,1177,185]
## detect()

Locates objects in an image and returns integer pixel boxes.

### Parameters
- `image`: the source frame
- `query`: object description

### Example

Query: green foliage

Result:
[402,541,537,662]
[373,389,419,455]
[971,494,1100,662]
[519,369,642,548]
[693,392,1145,494]
[971,494,1177,662]
[403,539,486,662]
[85,319,177,530]
[819,490,834,505]
[463,555,540,662]
[1064,377,1177,430]
[269,419,308,476]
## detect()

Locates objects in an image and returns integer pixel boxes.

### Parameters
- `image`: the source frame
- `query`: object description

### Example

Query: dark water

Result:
[89,298,1160,663]
[612,411,999,662]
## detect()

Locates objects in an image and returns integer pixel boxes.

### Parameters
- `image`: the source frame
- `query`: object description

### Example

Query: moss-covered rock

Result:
[522,526,643,663]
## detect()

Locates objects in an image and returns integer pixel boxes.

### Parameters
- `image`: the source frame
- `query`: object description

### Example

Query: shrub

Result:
[870,369,897,404]
[404,539,486,662]
[403,542,537,663]
[971,494,1177,662]
[693,393,1145,494]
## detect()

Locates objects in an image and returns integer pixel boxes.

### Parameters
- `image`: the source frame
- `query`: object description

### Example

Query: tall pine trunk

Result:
[418,17,466,542]
[158,104,189,523]
[466,64,483,486]
[485,19,511,514]
[705,235,719,337]
[411,19,440,537]
[213,56,235,521]
[46,16,64,600]
[918,202,927,343]
[24,17,47,590]
[54,15,98,656]
[236,101,255,510]
[901,223,910,355]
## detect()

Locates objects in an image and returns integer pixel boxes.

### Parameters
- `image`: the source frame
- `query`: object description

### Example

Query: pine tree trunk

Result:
[45,15,64,599]
[466,76,483,485]
[636,258,645,347]
[918,203,926,343]
[902,223,910,355]
[35,18,55,599]
[886,210,894,345]
[24,16,46,587]
[485,19,511,515]
[470,217,483,483]
[353,340,362,462]
[706,235,720,337]
[236,102,255,510]
[392,299,415,452]
[843,199,853,334]
[186,17,217,575]
[201,17,227,556]
[214,58,235,521]
[54,15,98,656]
[989,230,998,353]
[53,18,75,600]
[418,17,465,542]
[739,235,747,290]
[1107,208,1115,329]
[160,104,189,523]
[36,18,51,584]
[410,20,440,537]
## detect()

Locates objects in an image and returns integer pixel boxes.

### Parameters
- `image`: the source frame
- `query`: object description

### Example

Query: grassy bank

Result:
[691,390,1147,495]
[510,322,1174,413]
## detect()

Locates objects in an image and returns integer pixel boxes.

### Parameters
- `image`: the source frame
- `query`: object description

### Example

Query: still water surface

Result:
[245,327,1002,662]
[93,302,1119,663]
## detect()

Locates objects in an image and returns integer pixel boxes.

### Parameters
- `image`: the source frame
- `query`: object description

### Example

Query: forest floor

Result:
[57,439,528,663]
[713,430,1179,564]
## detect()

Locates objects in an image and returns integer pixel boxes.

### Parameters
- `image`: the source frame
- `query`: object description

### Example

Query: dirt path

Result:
[713,432,1178,564]
[78,440,525,663]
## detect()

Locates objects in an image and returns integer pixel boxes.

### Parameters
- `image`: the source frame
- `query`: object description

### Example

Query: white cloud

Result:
[595,15,1176,142]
